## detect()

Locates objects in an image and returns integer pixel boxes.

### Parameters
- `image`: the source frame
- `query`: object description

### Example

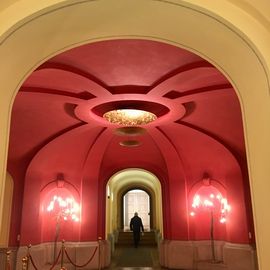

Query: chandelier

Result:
[103,109,157,125]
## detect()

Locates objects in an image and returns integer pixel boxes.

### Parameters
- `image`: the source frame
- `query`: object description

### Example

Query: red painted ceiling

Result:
[8,40,252,243]
[7,39,250,244]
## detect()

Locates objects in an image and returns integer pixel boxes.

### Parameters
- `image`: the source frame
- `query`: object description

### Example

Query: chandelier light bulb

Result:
[220,217,226,223]
[46,195,80,222]
[103,109,157,125]
[190,189,231,224]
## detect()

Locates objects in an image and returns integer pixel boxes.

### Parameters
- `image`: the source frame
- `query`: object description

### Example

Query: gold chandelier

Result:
[103,109,157,126]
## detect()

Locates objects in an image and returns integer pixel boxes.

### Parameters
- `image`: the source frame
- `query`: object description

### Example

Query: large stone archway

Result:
[0,1,269,268]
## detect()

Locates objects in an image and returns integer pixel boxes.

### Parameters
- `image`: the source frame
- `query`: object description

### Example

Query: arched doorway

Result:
[123,189,150,231]
[106,169,162,268]
[105,168,163,239]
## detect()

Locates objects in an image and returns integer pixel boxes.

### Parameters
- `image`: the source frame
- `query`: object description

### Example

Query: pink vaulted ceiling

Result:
[8,39,246,186]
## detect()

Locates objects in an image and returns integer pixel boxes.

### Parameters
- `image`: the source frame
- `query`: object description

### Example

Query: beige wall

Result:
[0,1,269,269]
[0,173,13,247]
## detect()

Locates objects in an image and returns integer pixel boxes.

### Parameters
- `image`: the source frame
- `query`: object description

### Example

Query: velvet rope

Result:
[49,249,62,270]
[64,246,98,268]
[29,255,39,270]
[29,248,62,270]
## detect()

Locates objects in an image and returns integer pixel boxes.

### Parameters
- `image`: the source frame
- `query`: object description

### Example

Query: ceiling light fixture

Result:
[114,126,146,136]
[119,140,141,147]
[103,109,157,126]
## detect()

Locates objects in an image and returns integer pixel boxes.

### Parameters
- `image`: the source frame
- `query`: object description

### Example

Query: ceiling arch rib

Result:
[22,68,100,98]
[38,62,109,89]
[81,126,107,169]
[36,62,111,97]
[146,126,187,185]
[148,60,213,91]
[174,121,243,165]
[173,86,233,106]
[20,86,96,101]
[164,83,232,100]
[81,127,115,174]
[147,66,227,97]
[25,122,85,161]
[157,122,244,179]
[26,124,106,177]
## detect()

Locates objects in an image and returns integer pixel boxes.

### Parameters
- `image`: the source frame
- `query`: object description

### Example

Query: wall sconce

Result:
[46,195,80,260]
[189,177,231,263]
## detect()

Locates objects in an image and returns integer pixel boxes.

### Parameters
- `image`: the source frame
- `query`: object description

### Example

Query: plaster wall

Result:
[0,172,13,247]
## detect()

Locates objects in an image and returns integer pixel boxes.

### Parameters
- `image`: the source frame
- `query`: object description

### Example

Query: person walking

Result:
[130,212,144,248]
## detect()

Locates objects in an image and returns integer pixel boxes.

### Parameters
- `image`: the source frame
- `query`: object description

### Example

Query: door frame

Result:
[119,186,153,231]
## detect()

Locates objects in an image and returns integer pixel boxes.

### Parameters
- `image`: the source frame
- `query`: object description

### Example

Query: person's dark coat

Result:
[130,216,144,232]
[130,215,144,247]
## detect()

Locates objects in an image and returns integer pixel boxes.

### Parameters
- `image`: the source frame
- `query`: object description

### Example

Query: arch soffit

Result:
[107,168,161,199]
[189,178,227,200]
[40,179,80,202]
[119,185,155,202]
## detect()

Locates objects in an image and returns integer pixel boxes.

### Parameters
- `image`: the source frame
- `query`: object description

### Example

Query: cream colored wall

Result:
[182,0,270,74]
[0,172,13,247]
[0,1,269,268]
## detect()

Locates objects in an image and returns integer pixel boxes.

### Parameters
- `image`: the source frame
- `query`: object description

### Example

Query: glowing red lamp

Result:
[190,184,231,262]
[190,186,230,223]
[46,195,80,222]
[46,194,80,260]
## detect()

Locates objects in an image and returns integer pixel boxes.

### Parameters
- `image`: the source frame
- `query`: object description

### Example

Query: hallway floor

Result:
[108,246,167,270]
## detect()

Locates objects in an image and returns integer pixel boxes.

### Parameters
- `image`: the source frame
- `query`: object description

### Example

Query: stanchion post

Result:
[21,257,28,270]
[5,250,11,270]
[26,245,31,270]
[98,237,102,270]
[60,239,65,269]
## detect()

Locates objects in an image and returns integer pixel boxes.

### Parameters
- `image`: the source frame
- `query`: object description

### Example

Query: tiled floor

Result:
[108,246,167,269]
[108,246,228,270]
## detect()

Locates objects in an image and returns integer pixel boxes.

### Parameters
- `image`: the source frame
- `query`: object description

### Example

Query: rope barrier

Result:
[60,240,65,269]
[64,246,98,268]
[28,255,38,270]
[25,248,61,270]
[24,240,100,270]
[48,249,62,270]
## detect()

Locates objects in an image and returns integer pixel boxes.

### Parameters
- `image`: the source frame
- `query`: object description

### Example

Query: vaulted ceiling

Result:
[8,39,246,187]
